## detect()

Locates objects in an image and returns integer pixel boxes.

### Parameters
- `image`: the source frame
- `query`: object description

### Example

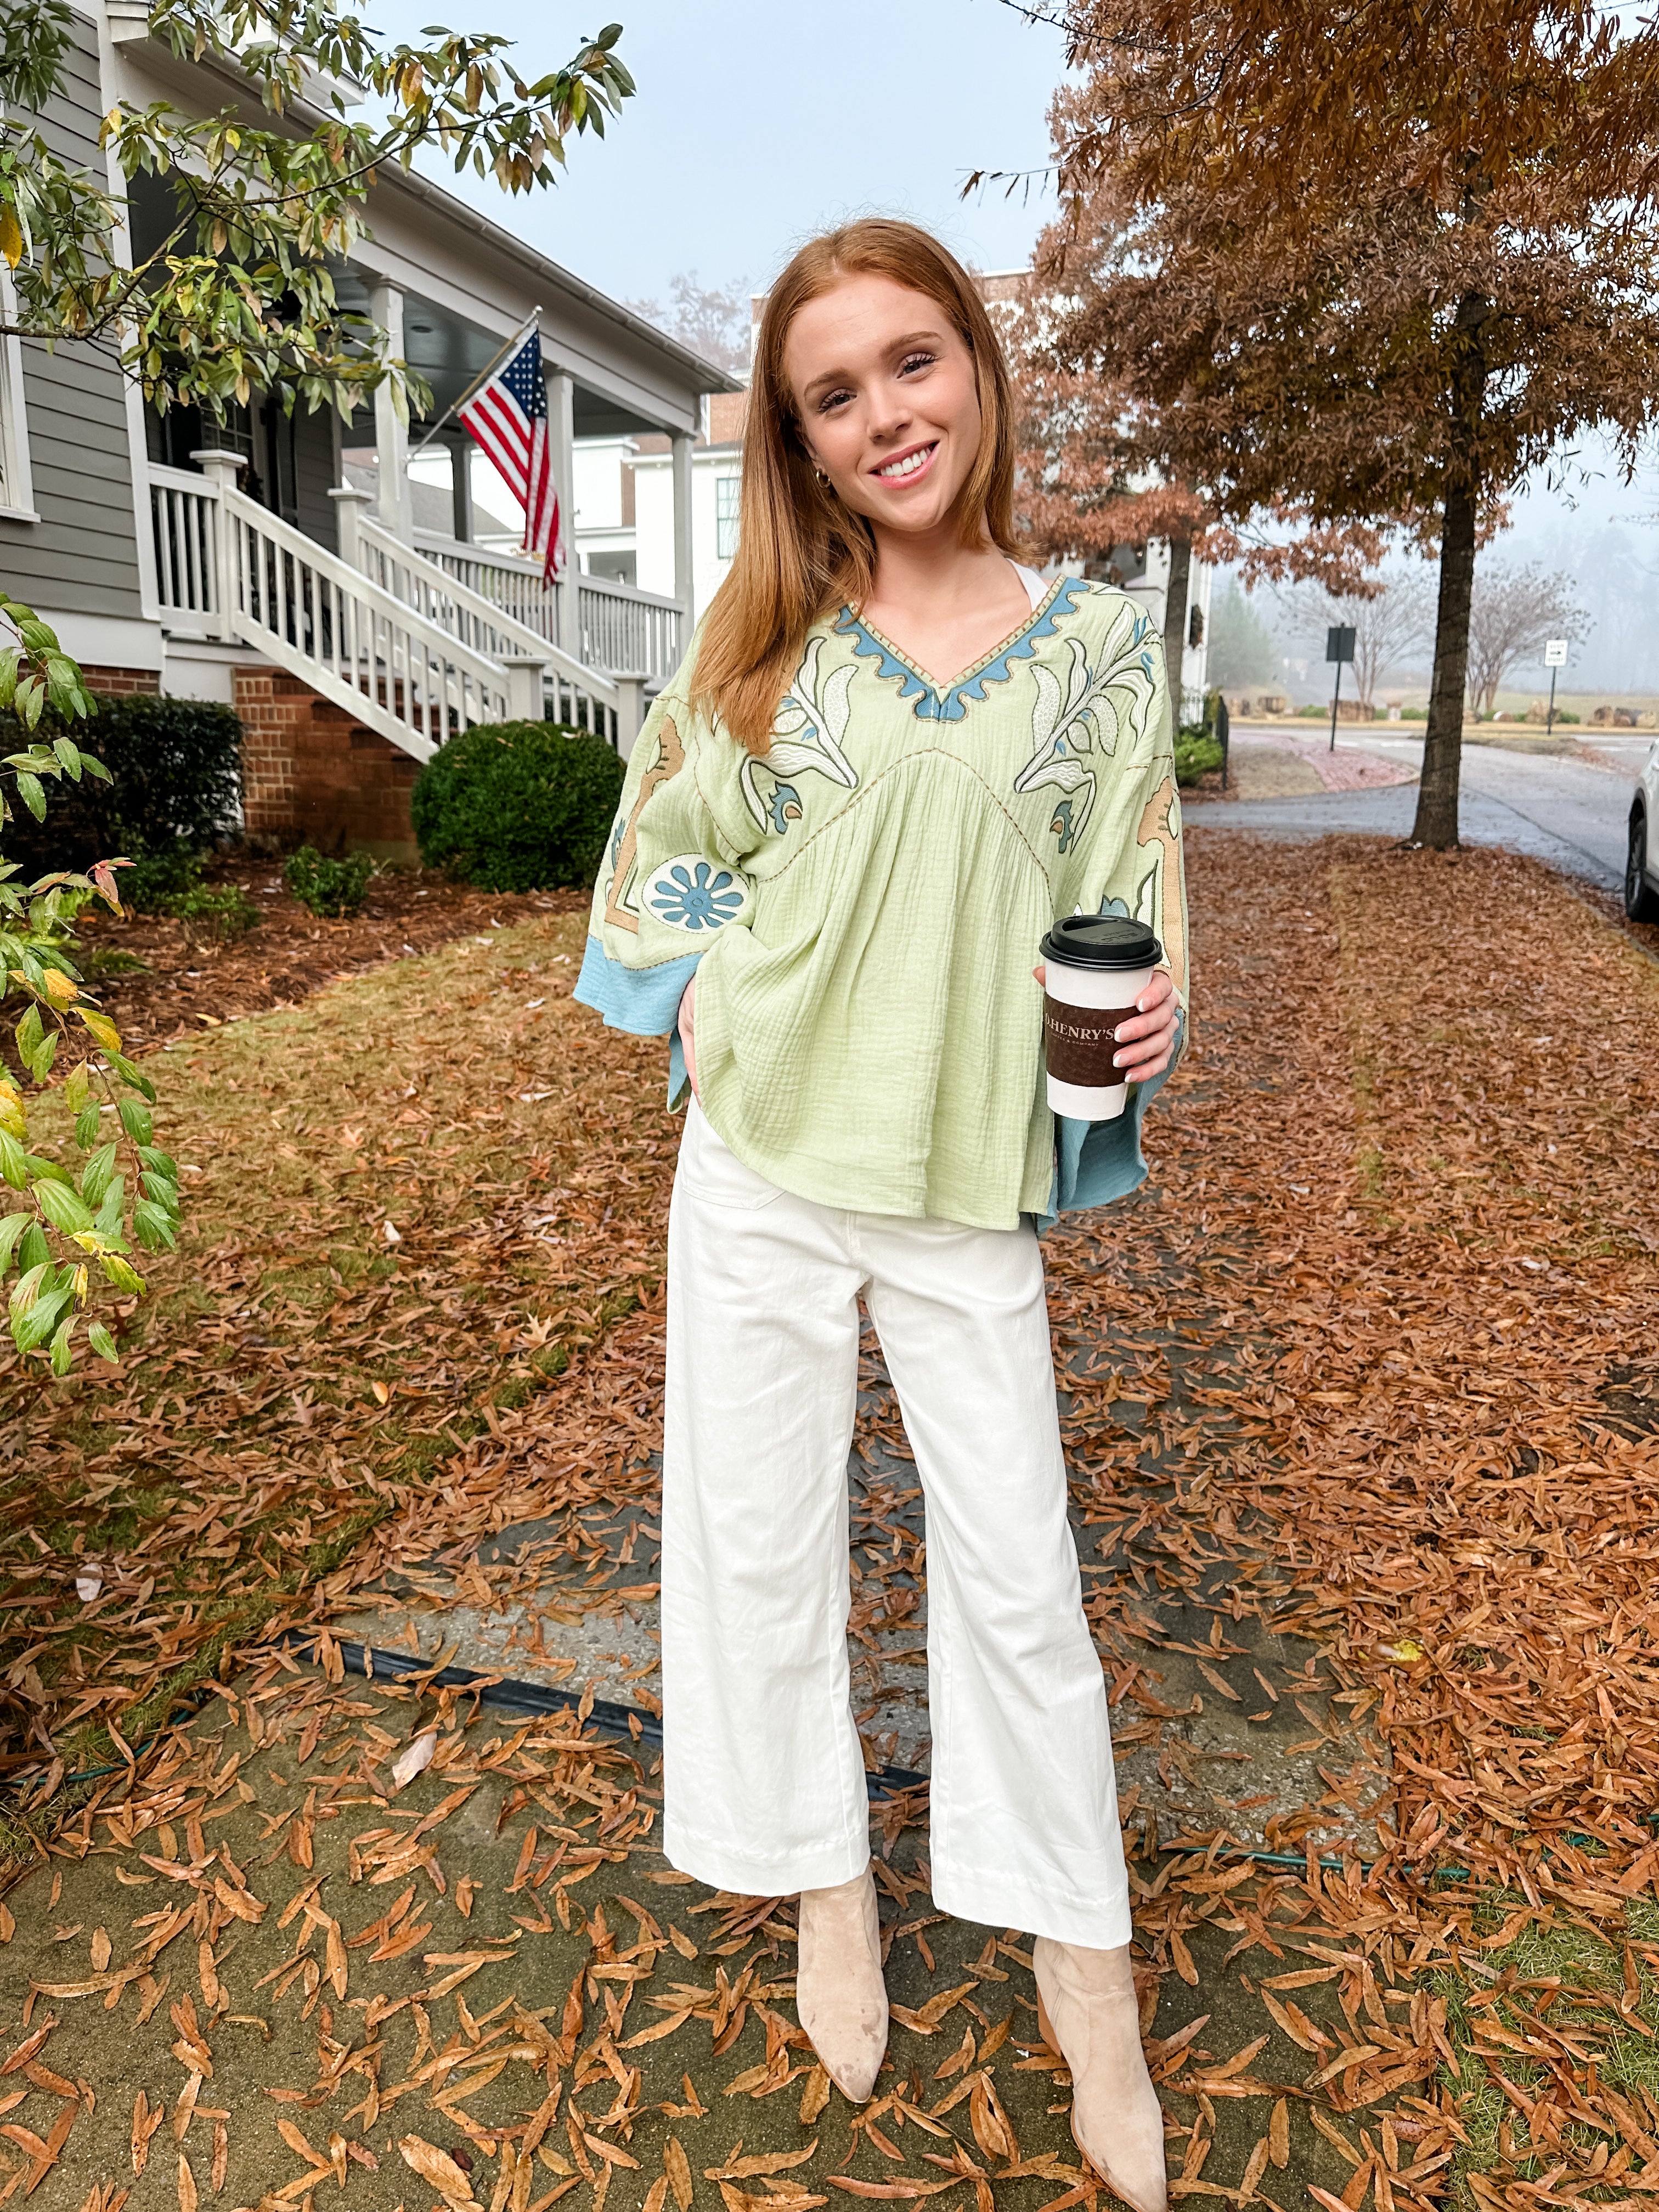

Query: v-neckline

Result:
[843,572,1063,701]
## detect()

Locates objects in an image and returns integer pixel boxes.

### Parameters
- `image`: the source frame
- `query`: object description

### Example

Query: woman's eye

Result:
[899,351,936,376]
[817,386,854,413]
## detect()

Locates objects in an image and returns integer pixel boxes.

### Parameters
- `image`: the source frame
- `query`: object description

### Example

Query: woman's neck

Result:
[865,518,1013,623]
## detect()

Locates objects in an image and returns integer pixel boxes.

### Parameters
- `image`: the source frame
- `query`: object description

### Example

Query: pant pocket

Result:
[676,1102,785,1210]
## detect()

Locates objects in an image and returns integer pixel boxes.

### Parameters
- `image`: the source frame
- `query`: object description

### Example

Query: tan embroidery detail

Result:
[603,713,686,935]
[1136,774,1187,1002]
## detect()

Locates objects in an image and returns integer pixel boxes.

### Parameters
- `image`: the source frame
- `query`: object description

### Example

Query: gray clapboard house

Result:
[0,3,738,852]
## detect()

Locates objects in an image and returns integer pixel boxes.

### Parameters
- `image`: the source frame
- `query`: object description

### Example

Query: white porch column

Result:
[503,655,548,721]
[615,673,647,760]
[328,484,372,572]
[189,448,243,643]
[670,431,695,624]
[449,435,474,544]
[548,363,575,653]
[369,279,414,544]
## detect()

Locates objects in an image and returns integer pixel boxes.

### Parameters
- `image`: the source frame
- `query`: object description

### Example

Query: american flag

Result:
[459,325,562,585]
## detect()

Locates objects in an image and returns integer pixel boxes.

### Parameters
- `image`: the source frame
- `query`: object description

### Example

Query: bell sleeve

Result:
[574,691,755,1107]
[1042,614,1190,1223]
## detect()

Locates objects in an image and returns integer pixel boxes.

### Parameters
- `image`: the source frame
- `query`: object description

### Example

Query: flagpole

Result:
[407,307,542,461]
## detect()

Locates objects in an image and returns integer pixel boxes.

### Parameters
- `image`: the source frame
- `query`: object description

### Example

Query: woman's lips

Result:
[870,440,940,489]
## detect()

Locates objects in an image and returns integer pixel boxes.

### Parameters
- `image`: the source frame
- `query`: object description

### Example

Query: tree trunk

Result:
[1163,533,1193,725]
[1411,486,1479,847]
[1410,289,1488,850]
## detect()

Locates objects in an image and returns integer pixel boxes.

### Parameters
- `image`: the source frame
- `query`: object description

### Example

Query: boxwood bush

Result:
[411,719,626,891]
[1,693,242,874]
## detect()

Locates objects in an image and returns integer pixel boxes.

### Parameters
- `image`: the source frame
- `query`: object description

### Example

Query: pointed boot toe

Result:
[796,1865,889,2103]
[1034,1936,1167,2212]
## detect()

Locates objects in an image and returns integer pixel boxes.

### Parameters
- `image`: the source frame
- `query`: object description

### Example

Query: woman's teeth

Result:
[876,445,935,480]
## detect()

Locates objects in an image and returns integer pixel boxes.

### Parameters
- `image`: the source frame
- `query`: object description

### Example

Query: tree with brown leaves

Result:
[1019,0,1659,846]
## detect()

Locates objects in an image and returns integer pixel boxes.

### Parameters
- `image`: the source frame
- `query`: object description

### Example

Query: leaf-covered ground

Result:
[3,831,1659,2209]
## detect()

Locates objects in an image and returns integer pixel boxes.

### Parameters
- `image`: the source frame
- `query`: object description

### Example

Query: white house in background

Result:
[572,390,747,626]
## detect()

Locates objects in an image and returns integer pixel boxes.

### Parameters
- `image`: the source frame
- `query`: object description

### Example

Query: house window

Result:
[715,474,740,560]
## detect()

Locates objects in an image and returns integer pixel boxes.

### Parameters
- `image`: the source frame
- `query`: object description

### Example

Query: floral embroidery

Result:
[603,713,686,935]
[740,635,860,834]
[1014,630,1148,849]
[647,856,751,933]
[834,576,1089,722]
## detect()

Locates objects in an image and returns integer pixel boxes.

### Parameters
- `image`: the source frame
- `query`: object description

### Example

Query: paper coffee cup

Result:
[1040,915,1163,1120]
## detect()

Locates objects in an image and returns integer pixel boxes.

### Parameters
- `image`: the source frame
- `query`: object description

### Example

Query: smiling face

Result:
[782,272,986,543]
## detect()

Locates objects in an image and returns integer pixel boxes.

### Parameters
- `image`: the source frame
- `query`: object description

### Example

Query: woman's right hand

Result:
[678,974,699,1101]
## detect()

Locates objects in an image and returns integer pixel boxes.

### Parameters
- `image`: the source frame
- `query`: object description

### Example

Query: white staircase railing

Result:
[351,507,636,747]
[576,572,681,688]
[149,461,220,635]
[413,531,683,687]
[147,459,650,763]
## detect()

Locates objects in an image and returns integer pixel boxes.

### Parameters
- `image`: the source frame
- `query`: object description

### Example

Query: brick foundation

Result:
[83,665,162,698]
[234,666,421,861]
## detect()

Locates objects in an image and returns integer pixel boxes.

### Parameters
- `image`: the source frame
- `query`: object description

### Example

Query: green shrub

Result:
[0,694,242,874]
[125,845,204,914]
[284,845,373,919]
[411,719,626,892]
[1173,731,1224,787]
[169,882,261,942]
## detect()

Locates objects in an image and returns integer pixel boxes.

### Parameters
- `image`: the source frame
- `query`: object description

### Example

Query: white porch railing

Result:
[223,490,511,758]
[576,572,682,688]
[148,459,648,762]
[413,529,682,686]
[357,510,630,744]
[149,461,219,632]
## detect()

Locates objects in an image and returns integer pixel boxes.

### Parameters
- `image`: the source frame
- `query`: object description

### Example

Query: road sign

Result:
[1326,625,1357,664]
[1544,638,1568,668]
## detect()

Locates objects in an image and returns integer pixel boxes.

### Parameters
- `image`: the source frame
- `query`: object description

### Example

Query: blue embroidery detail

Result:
[648,859,747,932]
[766,782,803,834]
[834,575,1090,722]
[1050,797,1079,855]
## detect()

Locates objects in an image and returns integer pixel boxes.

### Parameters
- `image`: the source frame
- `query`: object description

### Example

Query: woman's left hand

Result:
[1032,964,1181,1082]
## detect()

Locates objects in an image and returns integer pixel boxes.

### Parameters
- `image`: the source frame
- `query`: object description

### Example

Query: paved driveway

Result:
[1194,726,1651,893]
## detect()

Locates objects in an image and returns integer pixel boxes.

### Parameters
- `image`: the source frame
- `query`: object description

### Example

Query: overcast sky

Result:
[378,0,1069,308]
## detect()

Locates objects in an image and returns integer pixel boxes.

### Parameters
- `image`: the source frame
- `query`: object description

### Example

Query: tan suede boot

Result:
[795,1865,888,2103]
[1033,1937,1167,2212]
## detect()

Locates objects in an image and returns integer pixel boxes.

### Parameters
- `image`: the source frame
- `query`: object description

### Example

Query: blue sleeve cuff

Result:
[574,934,702,1037]
[1036,1012,1184,1231]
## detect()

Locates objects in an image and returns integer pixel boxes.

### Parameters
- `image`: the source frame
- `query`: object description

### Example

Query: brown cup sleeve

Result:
[1043,994,1135,1087]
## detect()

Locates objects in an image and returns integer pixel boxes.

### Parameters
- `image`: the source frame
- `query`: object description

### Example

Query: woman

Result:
[577,219,1185,2212]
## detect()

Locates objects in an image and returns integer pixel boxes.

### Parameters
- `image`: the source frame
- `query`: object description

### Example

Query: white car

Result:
[1630,741,1659,922]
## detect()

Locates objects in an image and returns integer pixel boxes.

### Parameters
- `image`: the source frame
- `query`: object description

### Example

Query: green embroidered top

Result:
[576,572,1189,1232]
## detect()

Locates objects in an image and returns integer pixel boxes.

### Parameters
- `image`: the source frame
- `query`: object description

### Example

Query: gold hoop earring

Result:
[813,467,830,487]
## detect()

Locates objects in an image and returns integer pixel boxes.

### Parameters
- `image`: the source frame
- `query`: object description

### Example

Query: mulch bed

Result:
[71,858,589,1051]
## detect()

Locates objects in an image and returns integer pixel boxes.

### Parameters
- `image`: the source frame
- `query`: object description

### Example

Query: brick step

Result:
[234,663,420,862]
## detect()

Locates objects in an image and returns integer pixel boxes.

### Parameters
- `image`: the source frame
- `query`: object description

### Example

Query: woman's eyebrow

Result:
[800,330,948,402]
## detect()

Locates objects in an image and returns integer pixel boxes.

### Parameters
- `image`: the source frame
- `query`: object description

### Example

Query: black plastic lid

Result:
[1040,914,1163,970]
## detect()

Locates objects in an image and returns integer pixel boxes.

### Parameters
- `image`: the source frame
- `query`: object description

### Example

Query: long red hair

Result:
[691,219,1017,755]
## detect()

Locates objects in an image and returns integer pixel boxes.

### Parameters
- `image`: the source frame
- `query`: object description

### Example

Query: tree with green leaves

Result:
[1,1,633,1374]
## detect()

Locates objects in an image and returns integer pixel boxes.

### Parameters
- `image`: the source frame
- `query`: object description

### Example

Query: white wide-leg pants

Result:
[661,1102,1131,1948]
